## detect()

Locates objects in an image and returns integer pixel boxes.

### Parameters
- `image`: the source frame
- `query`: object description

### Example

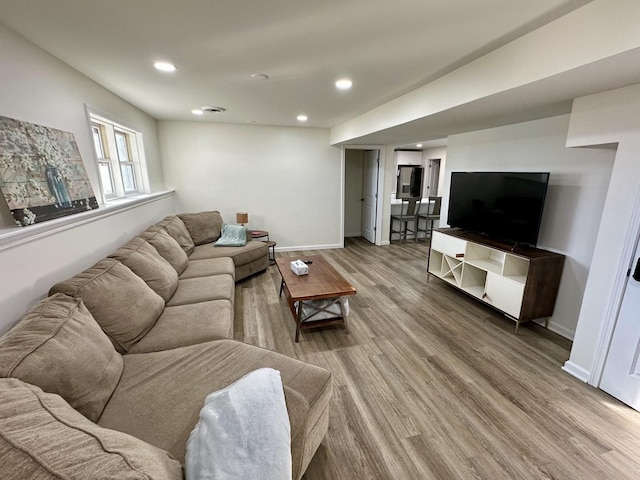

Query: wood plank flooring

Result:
[235,237,640,480]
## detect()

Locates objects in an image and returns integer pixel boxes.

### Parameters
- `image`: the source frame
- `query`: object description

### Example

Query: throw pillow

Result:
[109,237,179,302]
[139,228,189,274]
[0,378,182,480]
[185,368,292,480]
[49,258,165,353]
[157,216,196,255]
[0,294,123,422]
[178,211,224,245]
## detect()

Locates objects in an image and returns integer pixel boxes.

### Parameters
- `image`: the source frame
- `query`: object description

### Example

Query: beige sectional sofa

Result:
[0,211,332,480]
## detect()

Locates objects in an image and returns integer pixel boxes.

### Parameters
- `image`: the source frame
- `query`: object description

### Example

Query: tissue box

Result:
[290,259,308,276]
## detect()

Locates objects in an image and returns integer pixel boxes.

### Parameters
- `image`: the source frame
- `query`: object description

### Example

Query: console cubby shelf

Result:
[428,229,565,332]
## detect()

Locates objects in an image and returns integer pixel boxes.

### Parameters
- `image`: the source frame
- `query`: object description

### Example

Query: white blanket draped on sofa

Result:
[185,368,292,480]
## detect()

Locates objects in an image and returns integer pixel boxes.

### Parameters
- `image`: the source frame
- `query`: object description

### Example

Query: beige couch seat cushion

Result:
[109,237,178,302]
[178,211,223,246]
[166,275,234,307]
[189,239,267,264]
[0,294,122,422]
[156,215,195,255]
[138,228,189,275]
[50,259,164,353]
[98,340,332,479]
[180,257,235,280]
[0,378,182,480]
[127,300,233,353]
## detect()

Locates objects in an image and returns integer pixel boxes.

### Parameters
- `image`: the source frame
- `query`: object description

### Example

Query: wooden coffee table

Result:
[276,255,356,342]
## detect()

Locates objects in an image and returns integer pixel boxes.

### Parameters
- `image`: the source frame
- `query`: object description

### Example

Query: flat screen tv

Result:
[447,171,550,247]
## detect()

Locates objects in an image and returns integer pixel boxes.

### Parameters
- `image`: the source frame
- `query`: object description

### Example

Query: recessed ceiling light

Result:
[192,109,204,115]
[154,61,176,72]
[416,143,423,148]
[251,73,269,80]
[335,78,353,90]
[297,114,308,122]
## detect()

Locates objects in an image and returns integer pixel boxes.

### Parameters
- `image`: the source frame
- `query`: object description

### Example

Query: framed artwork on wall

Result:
[0,115,98,227]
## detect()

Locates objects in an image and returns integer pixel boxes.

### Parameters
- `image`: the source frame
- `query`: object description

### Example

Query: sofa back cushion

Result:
[0,378,183,480]
[178,211,224,246]
[0,294,122,422]
[109,237,179,302]
[49,259,164,353]
[157,215,195,255]
[139,228,189,274]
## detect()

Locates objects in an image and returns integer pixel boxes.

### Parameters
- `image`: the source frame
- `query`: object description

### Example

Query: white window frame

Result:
[88,112,149,202]
[92,123,116,199]
[114,129,138,194]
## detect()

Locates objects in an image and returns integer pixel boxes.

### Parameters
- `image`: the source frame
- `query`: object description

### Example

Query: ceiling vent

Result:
[201,106,226,113]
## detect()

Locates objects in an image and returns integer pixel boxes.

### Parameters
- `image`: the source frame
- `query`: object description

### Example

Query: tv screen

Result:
[447,172,550,246]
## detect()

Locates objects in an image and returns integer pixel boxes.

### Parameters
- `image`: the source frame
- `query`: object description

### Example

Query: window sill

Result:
[0,190,174,253]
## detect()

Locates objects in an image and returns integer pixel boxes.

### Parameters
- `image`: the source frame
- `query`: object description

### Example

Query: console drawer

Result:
[431,231,466,258]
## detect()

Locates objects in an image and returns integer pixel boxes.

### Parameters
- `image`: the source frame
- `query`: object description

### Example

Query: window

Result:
[114,130,137,193]
[89,113,148,201]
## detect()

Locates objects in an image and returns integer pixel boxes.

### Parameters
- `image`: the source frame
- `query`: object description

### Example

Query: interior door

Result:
[426,158,441,196]
[600,237,640,410]
[362,150,379,244]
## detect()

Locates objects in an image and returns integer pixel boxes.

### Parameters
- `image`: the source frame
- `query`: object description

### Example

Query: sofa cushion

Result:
[139,228,189,274]
[109,237,178,302]
[157,215,195,255]
[127,300,233,353]
[50,258,164,354]
[166,276,234,307]
[98,340,332,478]
[178,211,224,246]
[189,239,268,265]
[0,378,182,480]
[179,257,235,280]
[0,294,122,422]
[236,257,270,282]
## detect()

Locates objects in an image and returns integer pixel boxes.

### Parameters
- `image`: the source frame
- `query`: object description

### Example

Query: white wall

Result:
[158,121,342,250]
[344,150,363,237]
[0,24,165,224]
[379,146,398,245]
[330,0,640,145]
[0,196,174,334]
[442,115,615,339]
[0,24,174,333]
[564,83,640,381]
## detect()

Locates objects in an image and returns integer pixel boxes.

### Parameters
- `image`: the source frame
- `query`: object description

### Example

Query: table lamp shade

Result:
[236,212,248,225]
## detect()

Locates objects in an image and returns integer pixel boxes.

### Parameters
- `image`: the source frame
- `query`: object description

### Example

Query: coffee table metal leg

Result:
[279,278,284,297]
[340,299,349,334]
[295,301,303,342]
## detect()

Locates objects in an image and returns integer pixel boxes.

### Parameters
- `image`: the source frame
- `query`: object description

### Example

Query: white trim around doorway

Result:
[588,184,640,386]
[341,145,386,246]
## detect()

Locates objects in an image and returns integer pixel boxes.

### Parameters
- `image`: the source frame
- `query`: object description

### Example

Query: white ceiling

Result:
[0,0,593,134]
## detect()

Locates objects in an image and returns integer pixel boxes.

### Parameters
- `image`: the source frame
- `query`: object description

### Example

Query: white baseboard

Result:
[562,361,590,383]
[275,243,343,252]
[380,240,390,246]
[344,232,361,238]
[533,318,575,340]
[548,323,575,341]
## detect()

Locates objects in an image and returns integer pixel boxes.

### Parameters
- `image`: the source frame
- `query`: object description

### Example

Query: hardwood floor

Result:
[235,237,640,480]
